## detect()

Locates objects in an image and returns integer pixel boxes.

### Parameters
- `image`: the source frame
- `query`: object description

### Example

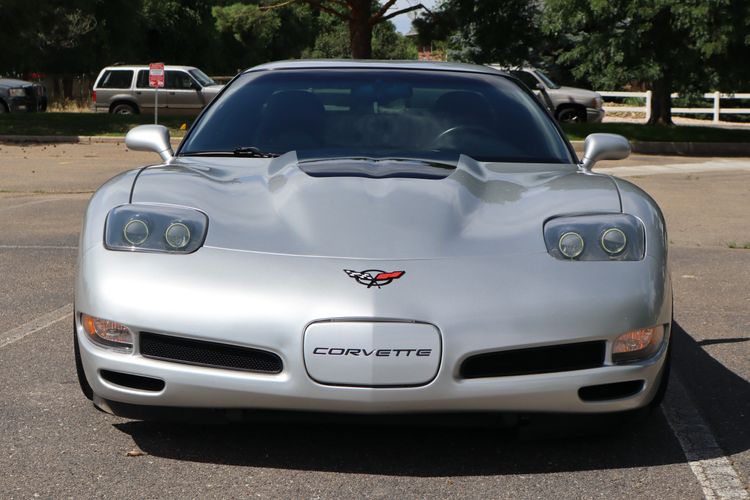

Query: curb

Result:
[0,135,183,145]
[570,140,750,156]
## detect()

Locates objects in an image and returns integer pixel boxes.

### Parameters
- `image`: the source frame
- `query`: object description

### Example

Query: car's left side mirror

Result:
[579,133,630,171]
[125,124,173,162]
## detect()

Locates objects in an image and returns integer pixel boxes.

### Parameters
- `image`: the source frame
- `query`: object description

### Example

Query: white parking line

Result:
[0,303,73,349]
[0,245,77,250]
[0,198,64,212]
[600,160,750,177]
[663,374,749,499]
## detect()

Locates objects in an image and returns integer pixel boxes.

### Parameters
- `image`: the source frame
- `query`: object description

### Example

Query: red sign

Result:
[149,62,165,88]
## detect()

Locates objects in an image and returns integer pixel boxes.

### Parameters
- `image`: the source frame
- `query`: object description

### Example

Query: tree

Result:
[261,0,425,58]
[413,0,542,66]
[213,2,319,68]
[302,11,416,59]
[542,0,750,125]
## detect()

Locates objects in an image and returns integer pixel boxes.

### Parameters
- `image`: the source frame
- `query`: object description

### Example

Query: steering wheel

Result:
[430,125,497,148]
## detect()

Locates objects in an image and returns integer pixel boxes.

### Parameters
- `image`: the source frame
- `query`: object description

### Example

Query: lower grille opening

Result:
[100,370,165,392]
[460,341,606,379]
[579,380,645,402]
[140,332,283,374]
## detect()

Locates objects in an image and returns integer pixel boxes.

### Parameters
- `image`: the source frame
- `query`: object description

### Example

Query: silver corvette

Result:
[74,61,672,422]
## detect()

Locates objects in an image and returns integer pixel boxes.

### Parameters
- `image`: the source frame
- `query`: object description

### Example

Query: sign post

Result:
[148,62,165,124]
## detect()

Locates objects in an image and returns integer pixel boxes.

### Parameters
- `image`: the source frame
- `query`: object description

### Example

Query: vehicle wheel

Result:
[0,102,7,113]
[555,106,586,123]
[73,315,94,401]
[111,103,137,115]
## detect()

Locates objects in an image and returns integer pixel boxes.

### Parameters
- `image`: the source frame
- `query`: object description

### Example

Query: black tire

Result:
[73,315,94,401]
[111,102,137,115]
[555,105,586,123]
[0,101,7,113]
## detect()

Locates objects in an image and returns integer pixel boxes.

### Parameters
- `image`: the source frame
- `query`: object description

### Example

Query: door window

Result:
[165,71,197,90]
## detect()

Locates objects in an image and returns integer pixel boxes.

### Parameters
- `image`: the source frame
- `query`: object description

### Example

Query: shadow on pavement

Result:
[114,322,749,476]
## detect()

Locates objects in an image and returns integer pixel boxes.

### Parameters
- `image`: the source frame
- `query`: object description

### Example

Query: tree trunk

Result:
[349,1,373,59]
[648,79,673,125]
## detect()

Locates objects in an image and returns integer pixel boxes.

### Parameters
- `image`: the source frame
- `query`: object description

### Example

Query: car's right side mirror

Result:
[125,124,173,163]
[579,133,630,171]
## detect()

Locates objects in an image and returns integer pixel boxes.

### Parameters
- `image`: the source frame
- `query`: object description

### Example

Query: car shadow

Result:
[114,322,749,476]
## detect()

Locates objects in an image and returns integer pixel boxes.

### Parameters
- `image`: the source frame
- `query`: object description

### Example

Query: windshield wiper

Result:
[180,147,280,158]
[233,146,280,158]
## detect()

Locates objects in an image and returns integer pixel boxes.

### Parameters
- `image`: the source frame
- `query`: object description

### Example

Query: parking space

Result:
[0,143,747,498]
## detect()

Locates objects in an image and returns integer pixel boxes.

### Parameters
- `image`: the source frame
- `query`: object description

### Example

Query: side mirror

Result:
[580,133,630,171]
[125,124,173,162]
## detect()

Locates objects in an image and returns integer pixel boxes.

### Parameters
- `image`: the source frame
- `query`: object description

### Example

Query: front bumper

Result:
[76,245,671,414]
[587,107,605,124]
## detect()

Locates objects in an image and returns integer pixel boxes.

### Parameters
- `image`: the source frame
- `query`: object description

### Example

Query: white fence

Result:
[598,91,750,123]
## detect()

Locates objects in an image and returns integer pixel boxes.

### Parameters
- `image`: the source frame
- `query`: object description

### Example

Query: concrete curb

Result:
[0,135,183,145]
[570,140,750,156]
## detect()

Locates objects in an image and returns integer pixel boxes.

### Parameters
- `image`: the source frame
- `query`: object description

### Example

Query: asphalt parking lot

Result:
[0,142,748,498]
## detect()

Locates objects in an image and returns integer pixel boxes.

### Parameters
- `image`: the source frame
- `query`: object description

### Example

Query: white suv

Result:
[92,65,224,115]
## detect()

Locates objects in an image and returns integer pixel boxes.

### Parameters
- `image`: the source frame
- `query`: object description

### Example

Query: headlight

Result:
[612,325,665,363]
[81,313,133,350]
[8,88,26,97]
[105,204,208,253]
[543,214,645,261]
[592,96,603,109]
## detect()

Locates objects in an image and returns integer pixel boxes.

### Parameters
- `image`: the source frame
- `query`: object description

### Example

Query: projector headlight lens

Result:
[558,232,585,259]
[165,222,191,249]
[601,228,627,255]
[123,219,149,246]
[105,205,207,253]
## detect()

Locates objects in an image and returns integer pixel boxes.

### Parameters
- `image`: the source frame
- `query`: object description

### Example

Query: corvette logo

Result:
[344,269,405,288]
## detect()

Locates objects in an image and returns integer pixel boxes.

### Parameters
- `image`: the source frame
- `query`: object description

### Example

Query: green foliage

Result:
[413,0,542,65]
[542,0,749,93]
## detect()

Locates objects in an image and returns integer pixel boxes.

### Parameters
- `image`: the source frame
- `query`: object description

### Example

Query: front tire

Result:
[555,105,586,123]
[111,103,137,115]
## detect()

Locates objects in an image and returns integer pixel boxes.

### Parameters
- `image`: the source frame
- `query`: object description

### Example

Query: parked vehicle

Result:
[492,66,605,123]
[75,61,670,426]
[92,65,223,115]
[0,78,47,113]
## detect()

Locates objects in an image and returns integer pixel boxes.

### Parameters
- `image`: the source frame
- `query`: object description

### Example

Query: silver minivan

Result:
[92,65,224,115]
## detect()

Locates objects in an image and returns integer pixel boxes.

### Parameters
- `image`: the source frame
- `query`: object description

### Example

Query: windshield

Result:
[188,69,216,87]
[180,69,572,164]
[534,70,561,90]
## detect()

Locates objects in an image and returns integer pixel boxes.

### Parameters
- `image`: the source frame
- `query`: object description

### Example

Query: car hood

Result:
[548,86,600,102]
[130,153,621,259]
[0,78,33,89]
[201,84,224,96]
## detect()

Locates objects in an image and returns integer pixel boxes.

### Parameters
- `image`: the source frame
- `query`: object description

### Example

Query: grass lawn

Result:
[0,112,189,137]
[2,112,750,143]
[562,122,750,143]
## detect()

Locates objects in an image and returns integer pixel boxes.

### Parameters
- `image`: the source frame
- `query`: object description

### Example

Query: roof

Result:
[100,65,198,71]
[245,59,509,76]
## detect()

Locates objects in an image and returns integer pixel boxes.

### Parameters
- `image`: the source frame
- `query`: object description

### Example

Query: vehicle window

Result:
[96,70,134,89]
[181,69,572,164]
[534,70,561,90]
[510,71,540,90]
[136,70,150,89]
[165,71,196,90]
[188,69,215,87]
